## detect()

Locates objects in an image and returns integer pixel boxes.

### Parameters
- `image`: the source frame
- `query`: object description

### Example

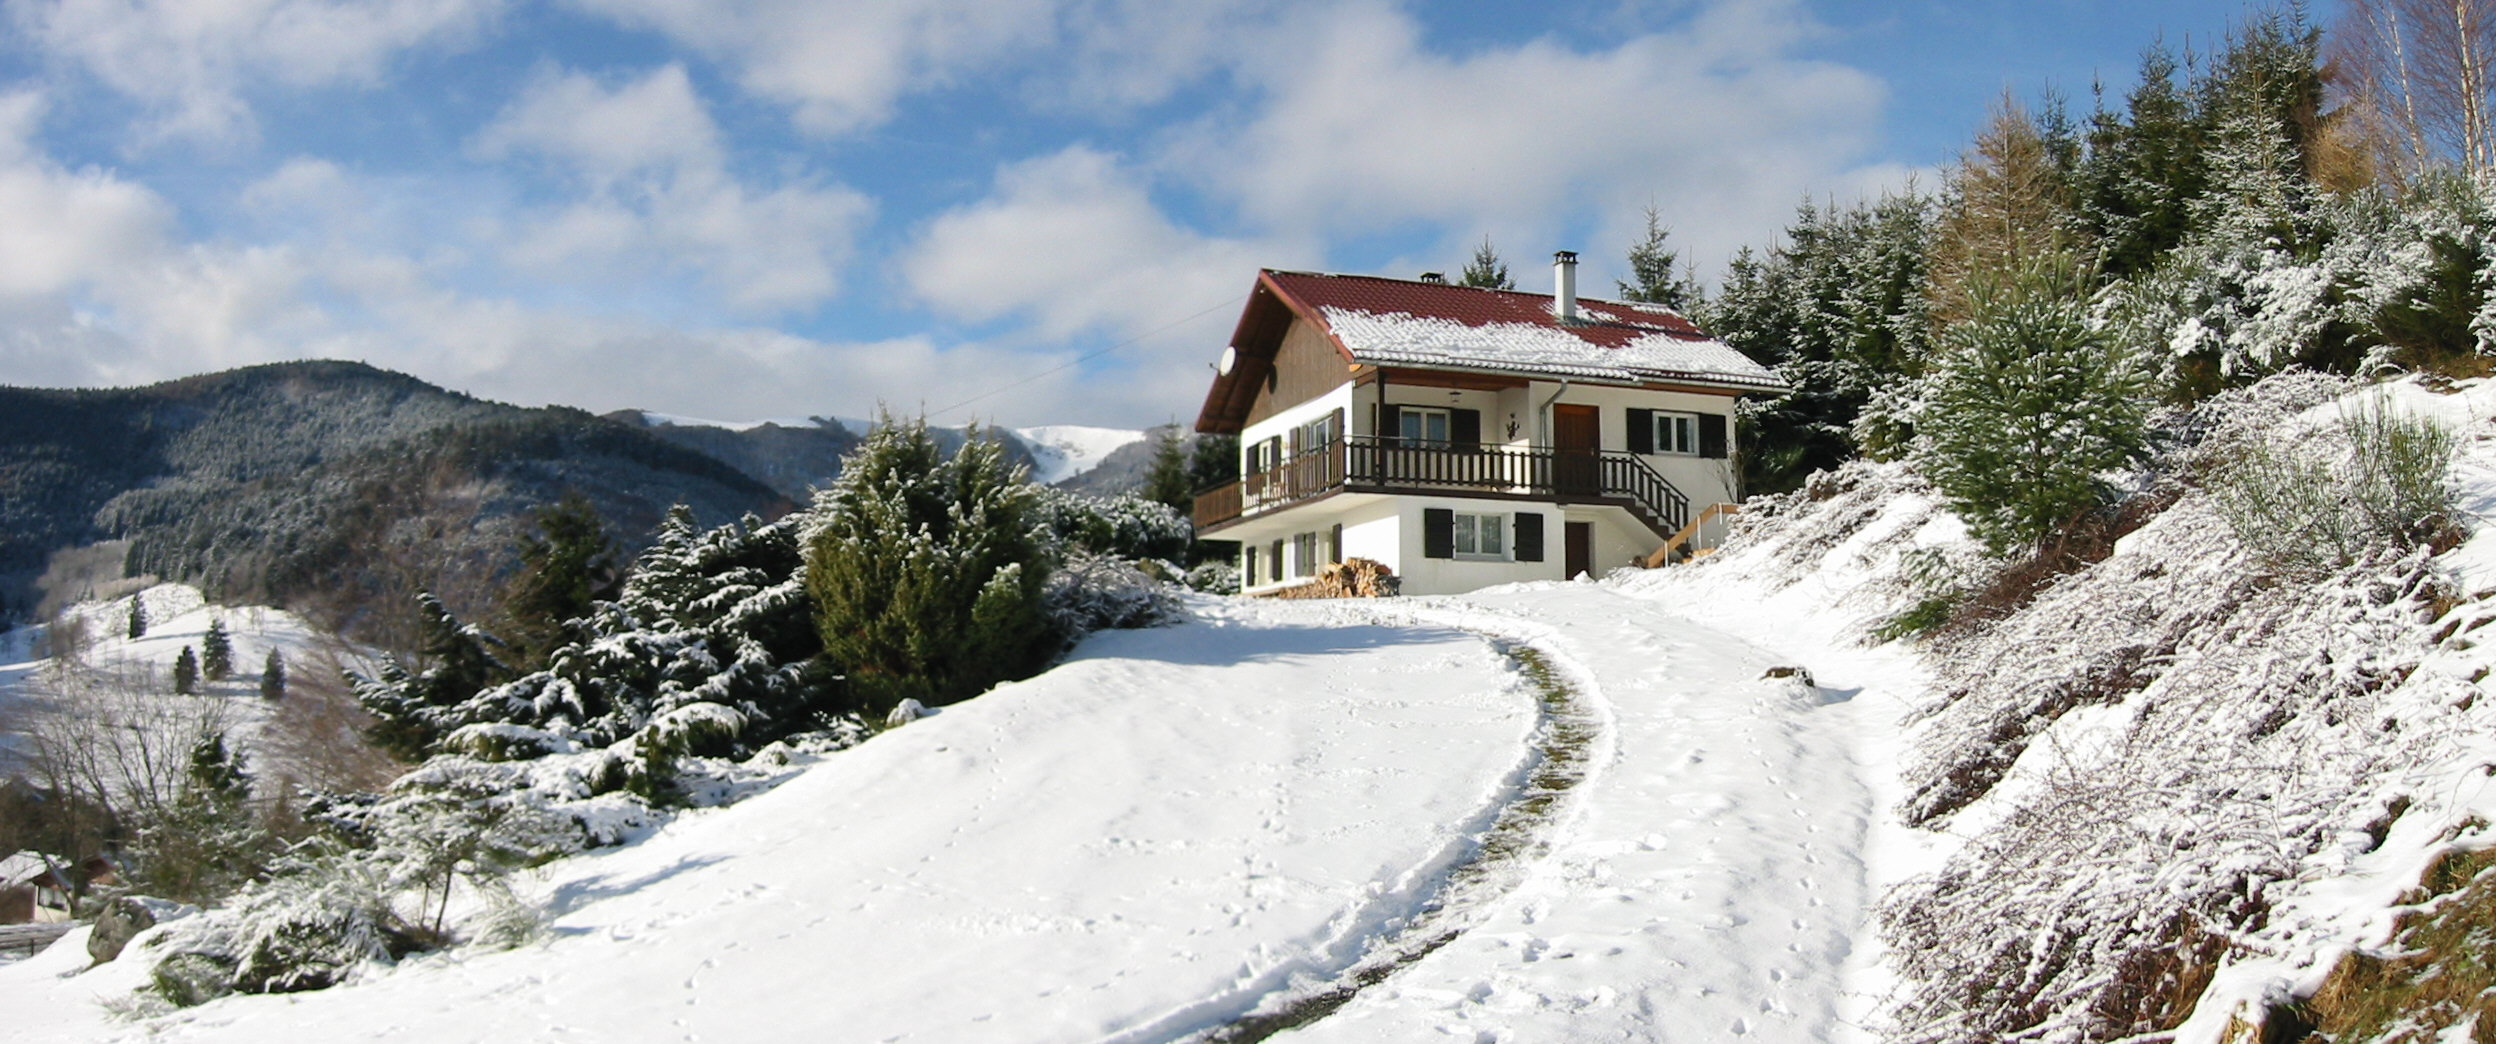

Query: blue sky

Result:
[0,0,2313,427]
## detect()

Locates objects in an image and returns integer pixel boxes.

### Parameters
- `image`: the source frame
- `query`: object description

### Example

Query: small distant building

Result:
[1192,254,1784,596]
[0,852,76,924]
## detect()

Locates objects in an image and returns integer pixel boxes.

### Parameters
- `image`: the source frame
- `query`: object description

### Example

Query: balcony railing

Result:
[1192,436,1691,538]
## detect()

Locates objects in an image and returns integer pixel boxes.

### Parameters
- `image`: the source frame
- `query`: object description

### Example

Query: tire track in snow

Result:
[1092,604,1616,1044]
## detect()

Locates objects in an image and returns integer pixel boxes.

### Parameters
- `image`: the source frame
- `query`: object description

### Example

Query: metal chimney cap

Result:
[1553,250,1578,263]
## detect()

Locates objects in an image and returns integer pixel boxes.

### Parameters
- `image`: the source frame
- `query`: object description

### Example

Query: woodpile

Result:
[1268,558,1400,599]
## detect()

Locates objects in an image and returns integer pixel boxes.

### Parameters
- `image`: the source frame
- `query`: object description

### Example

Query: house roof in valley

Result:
[1196,269,1784,433]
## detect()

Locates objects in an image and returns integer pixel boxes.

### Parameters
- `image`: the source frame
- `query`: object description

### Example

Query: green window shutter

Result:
[1422,508,1454,559]
[1699,414,1729,459]
[1627,409,1653,454]
[1513,512,1544,562]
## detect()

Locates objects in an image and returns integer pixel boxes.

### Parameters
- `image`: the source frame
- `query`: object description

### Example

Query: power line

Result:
[927,294,1245,421]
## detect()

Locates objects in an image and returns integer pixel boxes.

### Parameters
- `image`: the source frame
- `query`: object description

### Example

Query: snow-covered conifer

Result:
[173,645,200,695]
[201,618,233,681]
[1912,254,2152,552]
[806,415,1055,715]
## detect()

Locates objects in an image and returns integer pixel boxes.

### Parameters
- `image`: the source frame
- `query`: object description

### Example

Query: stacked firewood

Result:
[1268,558,1400,599]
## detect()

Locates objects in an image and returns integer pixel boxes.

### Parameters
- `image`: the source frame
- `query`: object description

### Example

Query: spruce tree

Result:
[260,648,286,700]
[1618,205,1704,310]
[201,618,233,681]
[1142,427,1193,511]
[498,491,622,671]
[1460,236,1515,289]
[1911,254,2151,553]
[173,645,200,695]
[127,597,147,640]
[806,415,1056,715]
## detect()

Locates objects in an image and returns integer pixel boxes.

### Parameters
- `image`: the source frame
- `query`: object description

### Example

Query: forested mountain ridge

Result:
[0,360,787,626]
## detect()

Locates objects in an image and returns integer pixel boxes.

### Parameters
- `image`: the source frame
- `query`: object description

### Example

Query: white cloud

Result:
[471,65,872,313]
[1178,0,1895,283]
[565,0,1277,136]
[906,146,1289,337]
[7,0,503,145]
[0,93,174,299]
[472,62,718,179]
[902,146,1314,425]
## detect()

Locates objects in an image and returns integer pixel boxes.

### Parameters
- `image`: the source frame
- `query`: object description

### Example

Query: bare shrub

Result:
[2208,398,2460,575]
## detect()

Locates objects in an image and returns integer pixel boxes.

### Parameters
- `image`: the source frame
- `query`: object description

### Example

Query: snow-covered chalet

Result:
[1192,252,1785,596]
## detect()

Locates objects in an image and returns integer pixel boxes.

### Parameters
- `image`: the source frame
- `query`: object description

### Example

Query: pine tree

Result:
[1460,236,1514,289]
[1618,206,1704,310]
[201,618,234,681]
[2076,45,2209,280]
[1912,254,2151,553]
[260,648,287,700]
[350,593,509,760]
[173,645,201,695]
[497,491,621,671]
[127,597,147,640]
[1142,427,1193,510]
[806,415,1056,715]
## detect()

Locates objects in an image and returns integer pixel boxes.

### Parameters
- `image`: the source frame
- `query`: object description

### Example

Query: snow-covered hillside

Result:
[0,575,1908,1042]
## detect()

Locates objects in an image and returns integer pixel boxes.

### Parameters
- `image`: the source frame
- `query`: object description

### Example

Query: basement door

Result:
[1565,521,1593,579]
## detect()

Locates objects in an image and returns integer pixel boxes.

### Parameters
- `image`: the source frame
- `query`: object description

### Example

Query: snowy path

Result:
[1280,583,1879,1043]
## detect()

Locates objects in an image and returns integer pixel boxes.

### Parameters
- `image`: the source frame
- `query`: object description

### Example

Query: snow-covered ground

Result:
[0,585,334,772]
[0,572,1913,1042]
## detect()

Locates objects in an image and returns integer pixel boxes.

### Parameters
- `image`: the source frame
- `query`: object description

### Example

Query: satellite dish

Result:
[1217,346,1238,376]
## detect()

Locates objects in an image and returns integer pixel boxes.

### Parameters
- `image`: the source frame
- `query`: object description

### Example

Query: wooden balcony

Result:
[1192,436,1691,539]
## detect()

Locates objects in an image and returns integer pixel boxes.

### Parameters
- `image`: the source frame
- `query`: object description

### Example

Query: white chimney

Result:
[1552,250,1579,323]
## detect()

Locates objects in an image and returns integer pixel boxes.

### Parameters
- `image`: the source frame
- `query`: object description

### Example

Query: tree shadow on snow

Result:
[543,854,730,924]
[1070,621,1459,669]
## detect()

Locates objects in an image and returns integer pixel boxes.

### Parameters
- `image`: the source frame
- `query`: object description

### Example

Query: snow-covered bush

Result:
[1045,553,1184,639]
[2208,397,2459,575]
[142,850,416,1004]
[1035,488,1192,562]
[1183,559,1240,595]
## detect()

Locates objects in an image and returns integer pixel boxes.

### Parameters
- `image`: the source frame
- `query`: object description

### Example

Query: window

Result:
[1399,407,1453,446]
[1653,411,1700,455]
[1297,416,1334,453]
[1292,532,1320,576]
[1451,512,1506,559]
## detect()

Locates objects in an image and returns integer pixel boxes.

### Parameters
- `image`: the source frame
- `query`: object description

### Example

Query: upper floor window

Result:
[1653,411,1700,455]
[1401,407,1453,446]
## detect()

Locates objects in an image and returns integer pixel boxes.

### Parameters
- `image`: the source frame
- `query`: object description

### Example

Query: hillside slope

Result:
[0,362,787,624]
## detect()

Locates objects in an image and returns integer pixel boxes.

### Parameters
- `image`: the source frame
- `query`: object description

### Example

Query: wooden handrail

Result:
[1642,502,1739,568]
[1196,436,1695,540]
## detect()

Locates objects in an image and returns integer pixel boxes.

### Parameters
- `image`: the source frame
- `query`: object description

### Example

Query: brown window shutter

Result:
[1451,408,1482,448]
[1627,409,1653,454]
[1423,508,1454,559]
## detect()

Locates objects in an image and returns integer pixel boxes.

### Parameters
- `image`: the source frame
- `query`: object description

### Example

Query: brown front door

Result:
[1553,404,1599,496]
[1565,521,1593,579]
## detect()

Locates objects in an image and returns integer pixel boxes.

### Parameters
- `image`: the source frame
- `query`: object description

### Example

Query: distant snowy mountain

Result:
[1010,425,1148,485]
[615,410,1147,495]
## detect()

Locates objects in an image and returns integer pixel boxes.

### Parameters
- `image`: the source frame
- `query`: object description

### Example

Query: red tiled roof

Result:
[1194,268,1784,434]
[1263,270,1713,346]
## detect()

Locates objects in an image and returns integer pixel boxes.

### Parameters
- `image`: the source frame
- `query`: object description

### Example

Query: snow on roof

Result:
[0,852,62,888]
[1266,271,1784,391]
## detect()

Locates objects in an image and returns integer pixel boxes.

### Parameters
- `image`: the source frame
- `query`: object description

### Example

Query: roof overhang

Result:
[1194,271,1351,435]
